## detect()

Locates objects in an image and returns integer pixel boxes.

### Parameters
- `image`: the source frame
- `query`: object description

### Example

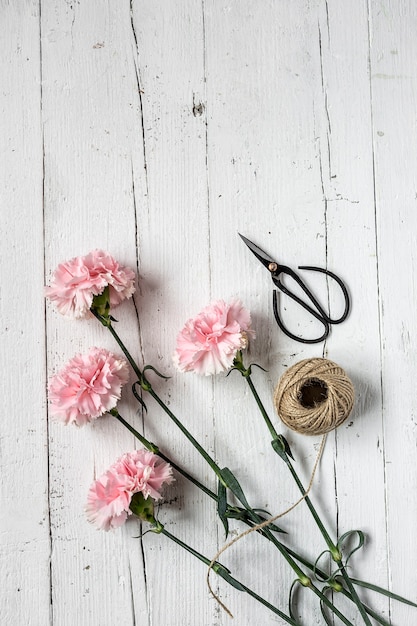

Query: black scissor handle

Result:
[271,265,350,343]
[298,266,350,324]
[272,289,330,344]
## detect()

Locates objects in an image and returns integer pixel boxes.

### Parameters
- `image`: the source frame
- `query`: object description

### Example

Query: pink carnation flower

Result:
[86,450,174,531]
[45,250,135,318]
[112,450,175,501]
[173,298,254,375]
[85,469,133,531]
[48,347,130,426]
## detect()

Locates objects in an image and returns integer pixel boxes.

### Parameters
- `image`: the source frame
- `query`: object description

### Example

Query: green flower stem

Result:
[159,526,302,626]
[243,508,308,581]
[96,313,143,379]
[110,409,216,500]
[146,386,226,485]
[310,585,355,626]
[337,564,373,626]
[109,408,158,451]
[97,318,359,625]
[93,314,227,486]
[242,369,372,626]
[245,372,279,440]
[284,456,339,557]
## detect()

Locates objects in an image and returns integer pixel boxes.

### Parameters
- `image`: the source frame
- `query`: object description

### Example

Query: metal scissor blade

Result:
[238,234,277,270]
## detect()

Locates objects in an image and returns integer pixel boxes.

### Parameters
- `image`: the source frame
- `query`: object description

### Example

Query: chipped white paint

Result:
[2,1,417,624]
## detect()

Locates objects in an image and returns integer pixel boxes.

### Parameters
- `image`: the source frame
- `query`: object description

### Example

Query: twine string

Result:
[206,433,327,618]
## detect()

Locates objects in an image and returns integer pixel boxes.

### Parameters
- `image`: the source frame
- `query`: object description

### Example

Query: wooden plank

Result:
[317,1,390,620]
[0,2,51,624]
[42,2,147,624]
[204,1,335,622]
[129,2,219,624]
[370,0,417,621]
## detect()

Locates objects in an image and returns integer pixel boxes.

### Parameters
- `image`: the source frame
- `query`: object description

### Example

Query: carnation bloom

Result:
[112,450,175,501]
[86,450,174,531]
[173,298,254,375]
[48,347,130,426]
[85,469,133,531]
[45,250,135,318]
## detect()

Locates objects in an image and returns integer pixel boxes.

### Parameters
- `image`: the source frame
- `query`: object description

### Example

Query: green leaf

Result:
[249,362,268,373]
[132,382,148,412]
[288,579,300,621]
[217,480,229,538]
[337,529,365,565]
[350,578,417,608]
[220,467,251,509]
[362,611,392,626]
[143,364,171,380]
[219,470,287,533]
[319,588,334,626]
[313,550,333,582]
[271,435,294,461]
[136,365,171,392]
[224,506,285,534]
[336,586,393,626]
[251,509,286,534]
[213,563,246,592]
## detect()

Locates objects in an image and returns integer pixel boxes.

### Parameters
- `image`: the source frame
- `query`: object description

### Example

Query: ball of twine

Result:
[273,358,354,436]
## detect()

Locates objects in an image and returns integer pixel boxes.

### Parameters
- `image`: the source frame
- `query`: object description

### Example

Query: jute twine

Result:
[273,358,355,436]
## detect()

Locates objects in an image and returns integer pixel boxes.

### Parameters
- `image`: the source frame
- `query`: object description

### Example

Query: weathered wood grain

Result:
[371,1,417,622]
[0,2,51,624]
[2,1,417,624]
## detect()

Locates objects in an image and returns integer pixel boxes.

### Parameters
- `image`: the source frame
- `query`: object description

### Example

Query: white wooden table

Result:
[2,2,417,625]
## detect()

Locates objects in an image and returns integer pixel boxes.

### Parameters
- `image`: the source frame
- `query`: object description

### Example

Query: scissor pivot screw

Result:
[268,262,278,272]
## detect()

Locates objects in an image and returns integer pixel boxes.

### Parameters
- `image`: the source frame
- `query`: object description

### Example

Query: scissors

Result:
[239,234,350,343]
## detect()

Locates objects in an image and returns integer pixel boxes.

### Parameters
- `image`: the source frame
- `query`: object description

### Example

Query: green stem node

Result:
[331,547,343,562]
[329,579,344,593]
